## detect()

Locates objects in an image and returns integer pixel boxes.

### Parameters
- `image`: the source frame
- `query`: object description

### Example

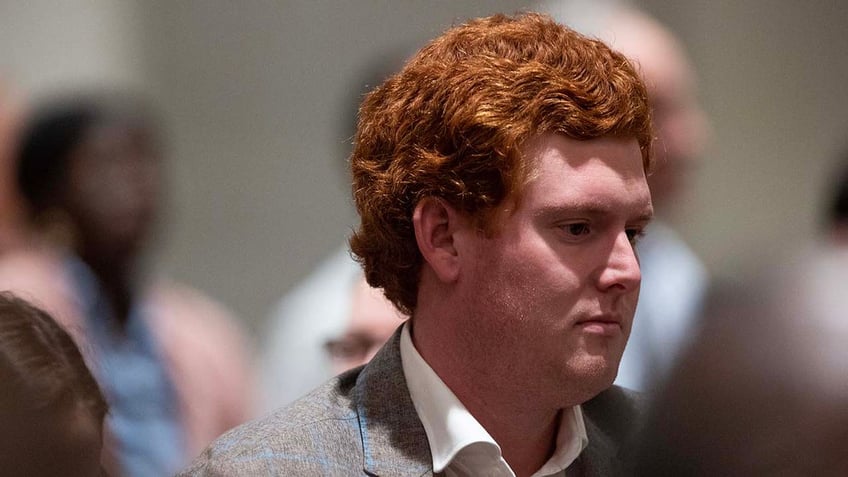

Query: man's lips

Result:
[576,316,623,335]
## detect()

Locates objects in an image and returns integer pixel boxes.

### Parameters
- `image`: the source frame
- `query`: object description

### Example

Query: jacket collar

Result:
[354,327,433,476]
[569,415,620,477]
[353,327,629,477]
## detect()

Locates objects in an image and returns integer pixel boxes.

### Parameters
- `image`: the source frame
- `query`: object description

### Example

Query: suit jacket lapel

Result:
[352,329,635,477]
[568,405,634,477]
[354,327,433,476]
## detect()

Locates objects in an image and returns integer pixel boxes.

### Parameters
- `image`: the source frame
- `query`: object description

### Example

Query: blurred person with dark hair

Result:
[541,0,710,391]
[826,148,848,243]
[0,93,254,476]
[0,81,28,251]
[0,291,108,477]
[184,12,653,476]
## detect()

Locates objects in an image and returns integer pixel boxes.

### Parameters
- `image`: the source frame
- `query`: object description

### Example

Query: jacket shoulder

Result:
[582,385,645,444]
[178,369,366,476]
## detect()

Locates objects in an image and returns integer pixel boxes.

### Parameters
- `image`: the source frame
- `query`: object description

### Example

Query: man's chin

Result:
[566,354,622,395]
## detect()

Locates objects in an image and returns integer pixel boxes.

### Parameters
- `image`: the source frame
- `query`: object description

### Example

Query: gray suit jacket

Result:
[180,329,642,476]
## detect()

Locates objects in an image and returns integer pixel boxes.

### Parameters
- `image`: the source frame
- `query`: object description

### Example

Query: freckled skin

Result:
[453,134,653,405]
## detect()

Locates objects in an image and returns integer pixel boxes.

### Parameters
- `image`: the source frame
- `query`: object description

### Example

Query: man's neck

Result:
[411,312,566,477]
[466,394,563,477]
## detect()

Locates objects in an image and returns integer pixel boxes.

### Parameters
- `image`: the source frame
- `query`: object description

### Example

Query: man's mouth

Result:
[576,316,622,335]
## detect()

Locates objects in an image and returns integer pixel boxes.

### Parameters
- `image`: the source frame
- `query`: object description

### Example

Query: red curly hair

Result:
[350,12,653,315]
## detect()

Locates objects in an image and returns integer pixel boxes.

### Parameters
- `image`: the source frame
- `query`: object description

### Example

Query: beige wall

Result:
[2,1,847,333]
[0,2,147,96]
[640,0,848,281]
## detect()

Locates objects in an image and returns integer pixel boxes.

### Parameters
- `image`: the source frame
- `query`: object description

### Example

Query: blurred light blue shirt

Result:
[65,257,184,477]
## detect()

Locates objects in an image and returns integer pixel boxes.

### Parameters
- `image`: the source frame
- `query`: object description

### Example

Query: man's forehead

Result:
[495,134,652,215]
[521,133,646,176]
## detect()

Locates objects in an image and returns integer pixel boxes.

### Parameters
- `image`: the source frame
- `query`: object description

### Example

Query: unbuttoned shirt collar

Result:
[400,323,588,477]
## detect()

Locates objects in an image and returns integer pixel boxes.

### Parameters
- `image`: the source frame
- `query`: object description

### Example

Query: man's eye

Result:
[626,228,646,245]
[562,223,591,238]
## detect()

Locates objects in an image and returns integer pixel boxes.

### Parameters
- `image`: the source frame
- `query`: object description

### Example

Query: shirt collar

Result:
[400,322,588,475]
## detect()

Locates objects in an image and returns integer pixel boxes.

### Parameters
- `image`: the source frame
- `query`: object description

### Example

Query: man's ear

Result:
[413,197,464,283]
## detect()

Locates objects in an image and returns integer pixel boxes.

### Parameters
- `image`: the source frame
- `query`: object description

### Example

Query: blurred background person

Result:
[826,147,848,244]
[633,250,848,475]
[541,0,710,391]
[260,48,410,410]
[632,144,848,475]
[322,274,404,376]
[0,291,108,477]
[0,93,254,476]
[260,247,361,408]
[0,81,28,251]
[261,262,403,409]
[633,268,848,475]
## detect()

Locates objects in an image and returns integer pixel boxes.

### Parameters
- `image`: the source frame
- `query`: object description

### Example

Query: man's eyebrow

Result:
[534,202,654,222]
[635,211,655,223]
[534,201,611,218]
[631,207,655,223]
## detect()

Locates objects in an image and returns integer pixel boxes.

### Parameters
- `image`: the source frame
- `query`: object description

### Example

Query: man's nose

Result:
[597,231,641,292]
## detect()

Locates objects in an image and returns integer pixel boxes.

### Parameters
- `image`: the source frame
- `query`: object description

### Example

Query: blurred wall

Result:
[0,2,147,95]
[639,0,848,281]
[2,1,847,334]
[136,1,523,332]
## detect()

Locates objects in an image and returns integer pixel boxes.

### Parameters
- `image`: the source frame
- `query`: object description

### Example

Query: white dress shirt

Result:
[400,323,588,477]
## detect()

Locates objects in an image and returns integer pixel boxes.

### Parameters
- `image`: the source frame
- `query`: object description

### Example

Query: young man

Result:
[183,12,653,476]
[540,1,710,392]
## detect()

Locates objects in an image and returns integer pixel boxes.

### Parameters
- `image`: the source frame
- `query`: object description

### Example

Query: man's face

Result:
[458,133,652,401]
[64,122,162,261]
